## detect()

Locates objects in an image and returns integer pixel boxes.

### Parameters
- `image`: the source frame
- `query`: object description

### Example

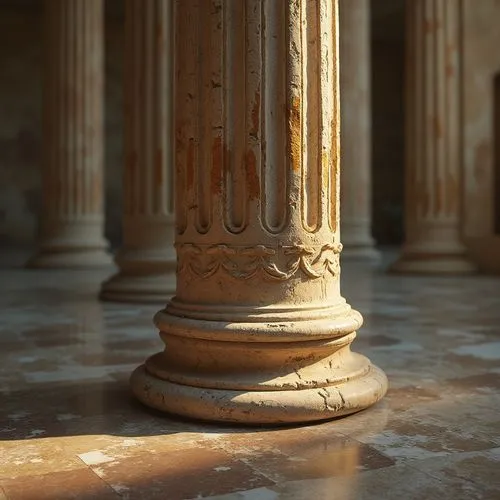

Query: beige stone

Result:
[130,0,387,424]
[28,0,111,268]
[391,0,475,274]
[339,0,379,261]
[100,0,176,303]
[462,0,500,273]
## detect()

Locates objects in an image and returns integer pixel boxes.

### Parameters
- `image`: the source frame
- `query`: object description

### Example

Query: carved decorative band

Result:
[177,243,342,281]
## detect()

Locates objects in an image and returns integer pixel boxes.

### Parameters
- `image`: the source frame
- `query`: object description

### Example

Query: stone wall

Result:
[461,0,500,271]
[1,0,499,257]
[462,0,500,237]
[0,2,42,245]
[0,0,124,247]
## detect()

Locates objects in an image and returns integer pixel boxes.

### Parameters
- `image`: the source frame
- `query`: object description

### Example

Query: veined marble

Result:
[0,250,499,499]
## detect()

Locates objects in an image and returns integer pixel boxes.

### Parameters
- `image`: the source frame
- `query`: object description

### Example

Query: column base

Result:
[27,249,113,269]
[341,246,381,262]
[130,301,388,425]
[100,273,175,304]
[390,253,476,275]
[130,362,387,425]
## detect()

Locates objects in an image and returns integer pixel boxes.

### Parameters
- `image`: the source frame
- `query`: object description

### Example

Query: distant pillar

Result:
[392,0,475,274]
[100,0,176,302]
[29,0,111,268]
[339,0,379,261]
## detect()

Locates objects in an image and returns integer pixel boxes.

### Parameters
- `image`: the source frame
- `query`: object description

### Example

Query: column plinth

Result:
[339,0,379,262]
[28,0,111,269]
[100,0,176,303]
[391,0,475,274]
[131,0,387,424]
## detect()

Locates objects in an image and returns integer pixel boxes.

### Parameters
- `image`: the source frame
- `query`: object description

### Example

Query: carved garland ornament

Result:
[177,243,342,281]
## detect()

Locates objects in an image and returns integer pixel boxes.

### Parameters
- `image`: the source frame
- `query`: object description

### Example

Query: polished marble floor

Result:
[1,251,499,499]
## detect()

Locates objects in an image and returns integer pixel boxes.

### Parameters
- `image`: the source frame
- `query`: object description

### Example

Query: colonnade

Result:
[29,0,476,423]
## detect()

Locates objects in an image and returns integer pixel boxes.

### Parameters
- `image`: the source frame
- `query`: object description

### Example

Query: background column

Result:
[392,0,475,273]
[29,0,111,268]
[339,0,379,260]
[130,0,387,424]
[100,0,176,303]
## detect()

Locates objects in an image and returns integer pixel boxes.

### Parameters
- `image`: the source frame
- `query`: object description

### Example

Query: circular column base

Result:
[100,273,175,304]
[390,253,476,275]
[130,362,388,425]
[27,249,113,269]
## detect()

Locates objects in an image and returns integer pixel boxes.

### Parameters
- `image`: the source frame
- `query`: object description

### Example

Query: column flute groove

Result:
[131,0,387,424]
[100,0,176,303]
[28,0,111,268]
[338,0,379,260]
[391,0,475,274]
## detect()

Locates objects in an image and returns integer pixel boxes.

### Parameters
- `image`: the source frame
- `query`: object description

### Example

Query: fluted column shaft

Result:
[29,0,111,268]
[131,0,387,425]
[339,0,379,260]
[392,0,475,274]
[100,0,176,303]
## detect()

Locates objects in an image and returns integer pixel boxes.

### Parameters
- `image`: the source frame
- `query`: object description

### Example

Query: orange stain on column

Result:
[289,96,302,172]
[424,19,434,34]
[446,44,456,78]
[186,138,195,190]
[434,116,443,139]
[245,149,259,200]
[321,151,330,190]
[211,137,223,195]
[156,22,163,44]
[329,117,339,232]
[250,90,260,138]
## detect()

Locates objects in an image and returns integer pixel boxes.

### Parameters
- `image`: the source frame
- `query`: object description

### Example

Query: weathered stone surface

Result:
[131,0,387,424]
[100,0,176,303]
[28,0,111,268]
[391,0,475,275]
[340,0,379,261]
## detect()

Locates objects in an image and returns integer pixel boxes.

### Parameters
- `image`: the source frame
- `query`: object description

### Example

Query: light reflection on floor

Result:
[0,253,499,499]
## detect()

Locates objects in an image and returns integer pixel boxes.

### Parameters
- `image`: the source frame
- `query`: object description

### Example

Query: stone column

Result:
[131,0,387,424]
[391,0,475,273]
[28,0,111,268]
[100,0,176,303]
[339,0,379,260]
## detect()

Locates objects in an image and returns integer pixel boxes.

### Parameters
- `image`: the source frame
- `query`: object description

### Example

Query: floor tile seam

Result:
[234,456,280,486]
[331,428,404,468]
[366,435,499,463]
[57,438,187,463]
[350,408,500,438]
[85,464,123,498]
[405,460,483,491]
[388,456,457,487]
[410,413,500,442]
[207,438,292,458]
[0,460,106,487]
[400,451,497,491]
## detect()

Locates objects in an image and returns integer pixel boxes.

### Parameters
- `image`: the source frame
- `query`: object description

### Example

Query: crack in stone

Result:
[318,387,346,413]
[318,388,334,411]
[337,389,346,407]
